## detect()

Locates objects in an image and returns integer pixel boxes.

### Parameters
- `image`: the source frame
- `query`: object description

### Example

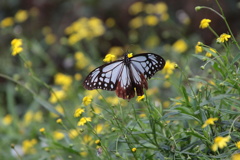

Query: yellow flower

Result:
[162,60,175,77]
[53,131,65,140]
[205,48,216,58]
[199,19,211,29]
[54,73,73,90]
[49,89,66,103]
[232,151,240,160]
[144,15,158,26]
[50,105,65,117]
[217,33,231,43]
[68,129,79,139]
[107,46,123,56]
[74,52,89,69]
[172,39,188,53]
[202,117,218,128]
[2,114,12,125]
[127,53,133,58]
[211,136,231,152]
[136,95,145,102]
[131,148,137,152]
[22,139,37,154]
[39,128,45,133]
[105,18,115,28]
[154,2,168,15]
[77,117,92,126]
[129,16,143,29]
[128,2,144,15]
[236,141,240,149]
[11,39,23,56]
[74,108,85,117]
[1,17,14,28]
[45,33,56,45]
[56,118,62,124]
[74,73,82,81]
[94,124,104,134]
[144,4,155,14]
[15,10,28,23]
[88,17,105,37]
[195,42,203,54]
[103,54,116,62]
[95,139,101,145]
[82,95,93,106]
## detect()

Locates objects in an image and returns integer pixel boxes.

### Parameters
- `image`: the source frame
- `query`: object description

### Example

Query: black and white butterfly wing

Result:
[83,53,165,100]
[83,60,123,91]
[130,53,165,79]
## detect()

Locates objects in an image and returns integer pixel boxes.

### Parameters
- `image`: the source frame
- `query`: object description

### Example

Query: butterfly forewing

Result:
[130,53,165,79]
[83,53,165,100]
[83,60,123,91]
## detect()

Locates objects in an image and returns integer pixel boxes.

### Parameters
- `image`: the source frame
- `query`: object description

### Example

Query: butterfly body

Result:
[83,53,165,99]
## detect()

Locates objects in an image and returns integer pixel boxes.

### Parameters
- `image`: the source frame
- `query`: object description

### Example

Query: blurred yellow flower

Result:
[54,73,73,89]
[65,17,105,45]
[94,124,104,134]
[74,108,85,117]
[74,73,82,81]
[155,2,168,15]
[107,46,123,56]
[45,33,56,45]
[56,118,62,124]
[82,95,93,106]
[22,139,37,154]
[11,39,23,56]
[232,152,240,160]
[195,42,203,54]
[202,117,218,128]
[95,139,101,145]
[144,35,160,48]
[53,131,65,140]
[39,128,45,133]
[50,105,64,117]
[127,53,133,58]
[15,10,28,23]
[49,89,66,103]
[163,101,170,108]
[131,147,137,152]
[68,129,79,139]
[23,111,34,126]
[103,54,116,62]
[129,16,143,29]
[0,17,14,28]
[144,4,155,14]
[172,39,188,53]
[205,48,216,58]
[78,117,92,126]
[88,17,105,37]
[2,114,12,125]
[235,141,240,149]
[105,18,115,28]
[136,95,145,102]
[129,2,144,15]
[211,136,231,152]
[74,52,89,69]
[199,19,211,29]
[217,33,231,43]
[144,15,158,26]
[162,60,175,77]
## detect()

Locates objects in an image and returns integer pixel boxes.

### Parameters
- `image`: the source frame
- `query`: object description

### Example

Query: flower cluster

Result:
[65,17,105,45]
[128,2,169,29]
[11,39,23,56]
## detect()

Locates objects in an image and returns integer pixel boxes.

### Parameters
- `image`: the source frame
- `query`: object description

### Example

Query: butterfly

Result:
[83,53,165,100]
